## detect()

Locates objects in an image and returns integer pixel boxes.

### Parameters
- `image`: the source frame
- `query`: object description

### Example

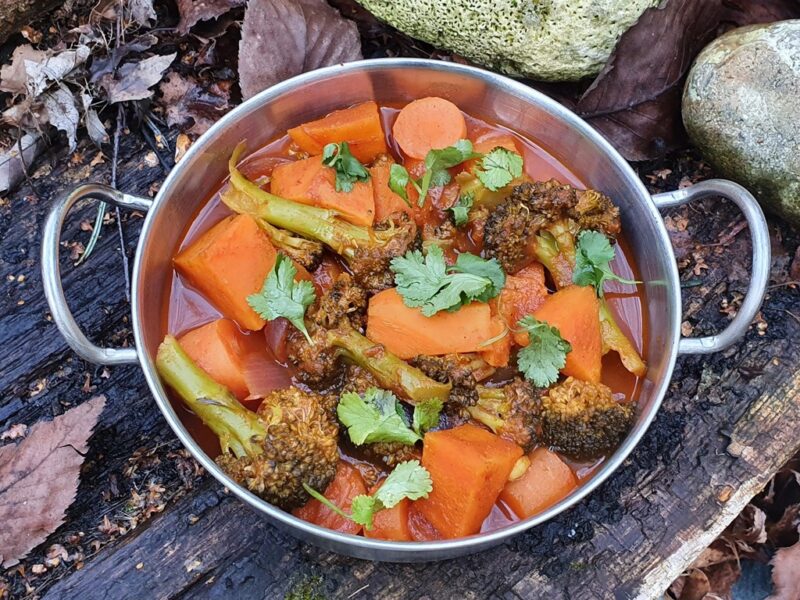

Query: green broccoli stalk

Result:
[157,335,266,458]
[327,325,452,404]
[156,335,339,509]
[226,143,416,292]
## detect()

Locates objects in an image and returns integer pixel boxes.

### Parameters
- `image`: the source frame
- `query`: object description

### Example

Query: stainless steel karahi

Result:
[42,59,771,561]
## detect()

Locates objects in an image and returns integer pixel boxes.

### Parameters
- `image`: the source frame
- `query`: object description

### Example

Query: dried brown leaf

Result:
[43,86,80,151]
[100,53,176,103]
[768,536,800,600]
[158,72,231,135]
[573,0,800,161]
[128,0,157,26]
[238,0,362,101]
[176,0,245,35]
[0,396,105,568]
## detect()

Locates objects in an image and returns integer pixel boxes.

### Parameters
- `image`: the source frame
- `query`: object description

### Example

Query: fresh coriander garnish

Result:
[337,387,442,445]
[321,142,370,193]
[388,163,412,205]
[416,139,481,206]
[303,460,433,530]
[449,193,473,227]
[516,316,572,387]
[247,253,316,343]
[474,147,524,191]
[572,231,638,296]
[390,245,505,316]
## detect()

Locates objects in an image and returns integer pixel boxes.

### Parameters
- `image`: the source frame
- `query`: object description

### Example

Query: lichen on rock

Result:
[356,0,660,81]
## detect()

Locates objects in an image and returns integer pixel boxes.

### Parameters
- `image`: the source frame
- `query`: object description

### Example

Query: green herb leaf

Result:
[417,139,481,206]
[451,253,505,302]
[337,388,420,445]
[350,460,433,529]
[390,246,504,316]
[572,231,638,297]
[388,163,412,205]
[247,254,316,343]
[516,316,572,387]
[475,147,523,191]
[449,193,474,227]
[321,142,370,193]
[411,399,443,435]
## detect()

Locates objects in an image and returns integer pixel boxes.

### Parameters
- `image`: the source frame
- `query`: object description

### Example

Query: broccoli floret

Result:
[308,273,368,330]
[361,442,421,468]
[468,378,539,451]
[539,377,634,459]
[484,180,620,278]
[226,143,418,293]
[156,336,338,509]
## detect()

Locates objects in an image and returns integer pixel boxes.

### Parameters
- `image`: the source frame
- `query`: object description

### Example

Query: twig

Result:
[112,104,131,302]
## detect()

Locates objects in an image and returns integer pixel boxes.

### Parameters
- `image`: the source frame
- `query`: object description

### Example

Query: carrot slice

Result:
[292,461,366,535]
[366,289,495,359]
[465,132,521,172]
[270,155,375,226]
[526,285,603,383]
[287,101,387,163]
[496,262,548,346]
[369,161,413,221]
[364,480,413,541]
[392,97,467,159]
[178,319,251,400]
[414,424,523,539]
[479,315,511,368]
[174,215,275,331]
[500,448,578,519]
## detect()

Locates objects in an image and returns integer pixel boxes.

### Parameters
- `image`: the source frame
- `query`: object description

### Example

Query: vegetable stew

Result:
[158,98,648,541]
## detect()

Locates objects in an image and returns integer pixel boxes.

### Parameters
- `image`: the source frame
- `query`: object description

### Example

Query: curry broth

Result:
[162,105,649,534]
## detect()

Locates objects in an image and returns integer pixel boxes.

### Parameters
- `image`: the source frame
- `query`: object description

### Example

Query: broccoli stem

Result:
[455,172,527,210]
[156,336,266,458]
[327,326,452,404]
[598,299,647,377]
[226,143,370,257]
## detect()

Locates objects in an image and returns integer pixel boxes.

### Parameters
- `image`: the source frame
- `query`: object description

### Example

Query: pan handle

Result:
[42,184,152,365]
[652,180,771,355]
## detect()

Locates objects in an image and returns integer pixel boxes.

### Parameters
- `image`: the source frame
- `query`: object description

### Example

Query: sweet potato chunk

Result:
[414,424,523,539]
[500,448,578,519]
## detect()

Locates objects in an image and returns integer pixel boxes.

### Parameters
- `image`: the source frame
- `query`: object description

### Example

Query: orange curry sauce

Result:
[162,105,648,537]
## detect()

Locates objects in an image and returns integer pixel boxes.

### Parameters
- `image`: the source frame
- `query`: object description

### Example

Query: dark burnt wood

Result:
[1,131,799,600]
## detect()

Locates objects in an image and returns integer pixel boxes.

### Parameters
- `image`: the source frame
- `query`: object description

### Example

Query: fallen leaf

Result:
[10,45,90,98]
[0,45,46,95]
[571,0,800,161]
[80,93,109,148]
[127,0,157,26]
[238,0,362,100]
[768,535,800,600]
[89,34,158,83]
[176,0,245,35]
[100,53,176,103]
[0,133,46,194]
[43,86,80,151]
[158,72,231,135]
[0,396,105,568]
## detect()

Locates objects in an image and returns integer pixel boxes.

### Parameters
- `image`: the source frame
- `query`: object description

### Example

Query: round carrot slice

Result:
[392,97,467,159]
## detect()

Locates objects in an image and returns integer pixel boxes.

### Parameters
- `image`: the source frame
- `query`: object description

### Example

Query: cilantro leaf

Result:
[350,460,433,529]
[388,163,412,205]
[390,246,504,316]
[449,193,473,227]
[416,139,481,206]
[412,399,443,435]
[573,231,638,296]
[516,316,572,387]
[475,147,524,191]
[451,253,505,302]
[337,388,420,445]
[321,142,370,193]
[247,254,316,343]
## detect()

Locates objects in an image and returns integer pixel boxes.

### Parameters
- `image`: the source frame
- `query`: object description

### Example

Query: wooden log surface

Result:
[1,130,799,600]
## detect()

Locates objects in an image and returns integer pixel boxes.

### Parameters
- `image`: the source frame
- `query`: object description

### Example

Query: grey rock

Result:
[356,0,659,81]
[683,21,800,225]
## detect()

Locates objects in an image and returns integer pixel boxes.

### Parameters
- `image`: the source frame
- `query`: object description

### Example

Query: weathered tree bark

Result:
[0,0,62,45]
